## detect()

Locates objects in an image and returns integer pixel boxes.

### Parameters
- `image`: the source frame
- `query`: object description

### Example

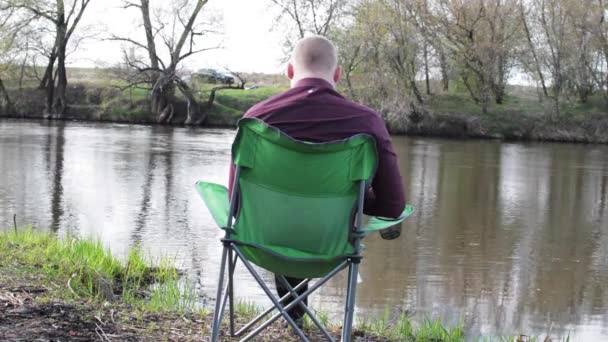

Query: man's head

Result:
[287,35,341,88]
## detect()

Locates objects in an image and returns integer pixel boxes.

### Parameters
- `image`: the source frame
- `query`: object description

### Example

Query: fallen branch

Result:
[95,322,112,342]
[67,273,77,296]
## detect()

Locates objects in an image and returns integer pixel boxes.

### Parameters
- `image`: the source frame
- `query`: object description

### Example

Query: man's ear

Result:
[287,63,294,80]
[333,65,341,83]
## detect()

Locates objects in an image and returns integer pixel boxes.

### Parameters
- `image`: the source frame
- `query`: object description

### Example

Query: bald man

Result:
[229,35,406,326]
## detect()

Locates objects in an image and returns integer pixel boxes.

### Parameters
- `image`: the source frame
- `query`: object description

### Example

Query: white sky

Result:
[71,0,286,74]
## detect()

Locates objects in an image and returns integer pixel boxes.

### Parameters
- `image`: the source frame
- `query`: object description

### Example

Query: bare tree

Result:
[592,0,608,99]
[3,0,92,118]
[114,0,219,125]
[565,0,597,103]
[433,0,522,111]
[0,7,18,113]
[0,4,39,114]
[520,0,549,98]
[270,0,349,56]
[382,0,424,104]
[333,25,365,98]
[406,0,436,95]
[520,0,574,115]
[346,0,392,107]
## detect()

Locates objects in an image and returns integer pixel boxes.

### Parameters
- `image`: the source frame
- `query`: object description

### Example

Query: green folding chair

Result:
[196,118,414,341]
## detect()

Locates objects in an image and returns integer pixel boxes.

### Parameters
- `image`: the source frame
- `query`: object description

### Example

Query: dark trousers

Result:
[274,275,308,321]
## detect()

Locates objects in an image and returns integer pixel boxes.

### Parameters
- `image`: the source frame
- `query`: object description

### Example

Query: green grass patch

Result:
[427,92,607,118]
[201,85,284,126]
[201,85,283,113]
[213,86,284,111]
[427,93,545,116]
[356,311,464,341]
[0,227,194,313]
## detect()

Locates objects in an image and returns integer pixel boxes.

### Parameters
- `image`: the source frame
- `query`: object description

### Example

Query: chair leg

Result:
[277,276,335,342]
[235,279,311,337]
[342,261,359,342]
[211,246,229,342]
[240,260,349,342]
[232,245,309,342]
[228,249,236,336]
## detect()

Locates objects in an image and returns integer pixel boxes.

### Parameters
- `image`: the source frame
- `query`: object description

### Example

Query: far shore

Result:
[1,82,607,145]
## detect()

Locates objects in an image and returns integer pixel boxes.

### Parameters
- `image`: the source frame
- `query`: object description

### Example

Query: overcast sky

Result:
[71,0,286,74]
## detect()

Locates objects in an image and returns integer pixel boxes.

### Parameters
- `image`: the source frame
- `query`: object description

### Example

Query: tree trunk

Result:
[438,48,449,92]
[344,45,361,99]
[178,81,203,125]
[461,74,480,104]
[53,22,68,117]
[152,76,176,123]
[494,56,506,104]
[345,71,355,99]
[424,42,431,95]
[140,0,160,83]
[204,84,244,124]
[44,72,55,119]
[0,77,14,114]
[521,2,548,98]
[19,45,29,91]
[409,59,424,104]
[39,49,57,90]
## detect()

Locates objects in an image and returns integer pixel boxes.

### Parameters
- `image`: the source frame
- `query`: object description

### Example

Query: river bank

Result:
[1,83,606,144]
[0,227,472,341]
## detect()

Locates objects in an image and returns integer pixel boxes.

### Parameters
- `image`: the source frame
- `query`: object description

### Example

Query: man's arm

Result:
[363,121,406,218]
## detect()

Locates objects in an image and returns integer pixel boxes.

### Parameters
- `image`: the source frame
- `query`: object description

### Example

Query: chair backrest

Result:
[230,118,377,277]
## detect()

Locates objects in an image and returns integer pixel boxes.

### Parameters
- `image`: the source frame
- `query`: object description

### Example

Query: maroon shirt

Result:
[229,78,405,218]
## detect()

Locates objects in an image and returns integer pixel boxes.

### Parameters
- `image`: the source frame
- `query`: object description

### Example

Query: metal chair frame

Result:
[210,167,366,342]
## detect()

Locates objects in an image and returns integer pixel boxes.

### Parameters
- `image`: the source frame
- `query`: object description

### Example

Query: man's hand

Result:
[380,223,402,240]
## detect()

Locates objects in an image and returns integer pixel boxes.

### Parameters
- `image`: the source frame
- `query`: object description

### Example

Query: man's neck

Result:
[290,74,335,89]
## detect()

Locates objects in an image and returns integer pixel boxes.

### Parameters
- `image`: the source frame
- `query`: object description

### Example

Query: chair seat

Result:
[238,244,352,279]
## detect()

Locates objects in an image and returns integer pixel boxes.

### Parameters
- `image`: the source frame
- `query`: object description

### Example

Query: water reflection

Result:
[0,119,607,339]
[47,124,66,231]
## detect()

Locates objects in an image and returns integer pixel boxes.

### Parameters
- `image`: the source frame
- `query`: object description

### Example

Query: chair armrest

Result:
[359,205,414,235]
[195,181,230,228]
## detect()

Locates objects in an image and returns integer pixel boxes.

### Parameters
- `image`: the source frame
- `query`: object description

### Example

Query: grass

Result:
[200,85,284,126]
[356,310,464,342]
[427,92,607,118]
[235,300,262,321]
[0,226,194,313]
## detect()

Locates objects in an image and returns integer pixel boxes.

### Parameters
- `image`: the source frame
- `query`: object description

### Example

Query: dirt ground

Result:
[0,269,384,341]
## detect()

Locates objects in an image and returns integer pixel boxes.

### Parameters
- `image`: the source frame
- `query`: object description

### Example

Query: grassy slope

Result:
[204,86,285,126]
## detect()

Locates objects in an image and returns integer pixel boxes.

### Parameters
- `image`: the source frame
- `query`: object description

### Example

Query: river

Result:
[0,119,606,339]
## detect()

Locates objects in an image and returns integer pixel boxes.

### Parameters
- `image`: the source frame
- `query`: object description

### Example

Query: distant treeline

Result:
[271,0,608,116]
